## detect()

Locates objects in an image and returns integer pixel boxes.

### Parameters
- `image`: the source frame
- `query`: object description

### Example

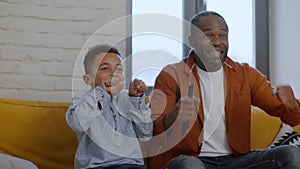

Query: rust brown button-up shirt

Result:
[147,50,300,169]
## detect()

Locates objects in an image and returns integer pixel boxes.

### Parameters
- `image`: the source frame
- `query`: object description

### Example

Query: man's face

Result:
[86,52,125,95]
[189,15,229,71]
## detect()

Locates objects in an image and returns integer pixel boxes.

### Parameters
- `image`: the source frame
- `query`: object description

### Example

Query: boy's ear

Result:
[83,74,92,85]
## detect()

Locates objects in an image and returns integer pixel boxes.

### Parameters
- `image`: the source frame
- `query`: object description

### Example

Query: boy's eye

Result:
[99,66,109,71]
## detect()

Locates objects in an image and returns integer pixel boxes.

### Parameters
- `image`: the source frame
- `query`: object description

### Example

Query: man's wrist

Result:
[297,100,300,113]
[289,99,300,113]
[163,105,179,129]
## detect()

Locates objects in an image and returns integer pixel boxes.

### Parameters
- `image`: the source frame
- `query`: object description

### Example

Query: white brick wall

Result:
[0,0,127,102]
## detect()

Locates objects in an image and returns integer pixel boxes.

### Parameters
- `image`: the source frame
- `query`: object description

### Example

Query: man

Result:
[148,11,300,169]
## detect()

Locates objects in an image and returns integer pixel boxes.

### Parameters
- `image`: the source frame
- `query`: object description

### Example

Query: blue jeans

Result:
[91,164,146,169]
[167,145,300,169]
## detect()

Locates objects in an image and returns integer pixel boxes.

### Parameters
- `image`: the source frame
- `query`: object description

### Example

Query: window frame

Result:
[126,0,270,87]
[125,0,133,88]
[255,0,269,79]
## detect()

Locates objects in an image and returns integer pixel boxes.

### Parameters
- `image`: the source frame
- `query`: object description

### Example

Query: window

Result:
[206,0,255,67]
[127,0,269,87]
[130,0,183,87]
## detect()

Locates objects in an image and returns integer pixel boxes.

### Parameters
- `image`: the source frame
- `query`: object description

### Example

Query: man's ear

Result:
[188,35,194,47]
[83,74,92,85]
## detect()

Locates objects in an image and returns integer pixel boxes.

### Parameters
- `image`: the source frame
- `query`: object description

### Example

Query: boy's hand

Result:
[100,76,125,97]
[129,79,147,97]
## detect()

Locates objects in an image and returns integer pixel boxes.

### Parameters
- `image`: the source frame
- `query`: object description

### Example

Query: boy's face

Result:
[84,52,125,96]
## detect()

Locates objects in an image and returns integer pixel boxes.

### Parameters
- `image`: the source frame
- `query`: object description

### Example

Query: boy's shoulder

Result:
[73,89,92,100]
[113,89,129,102]
[72,87,104,102]
[117,89,129,97]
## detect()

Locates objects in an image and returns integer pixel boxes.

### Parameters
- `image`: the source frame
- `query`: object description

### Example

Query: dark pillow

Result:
[270,123,300,148]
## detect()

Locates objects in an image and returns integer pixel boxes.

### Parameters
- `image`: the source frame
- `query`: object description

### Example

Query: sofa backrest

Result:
[0,98,77,169]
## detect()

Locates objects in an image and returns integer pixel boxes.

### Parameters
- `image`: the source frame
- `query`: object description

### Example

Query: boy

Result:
[66,44,153,169]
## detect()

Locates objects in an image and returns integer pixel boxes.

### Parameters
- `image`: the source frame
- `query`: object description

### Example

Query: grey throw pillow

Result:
[0,153,38,169]
[270,123,300,148]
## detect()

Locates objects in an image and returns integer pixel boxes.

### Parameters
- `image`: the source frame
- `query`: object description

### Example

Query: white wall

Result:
[1,0,299,101]
[0,0,126,102]
[270,0,300,98]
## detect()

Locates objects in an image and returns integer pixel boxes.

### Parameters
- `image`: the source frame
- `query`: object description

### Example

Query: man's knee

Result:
[167,155,205,169]
[274,145,300,167]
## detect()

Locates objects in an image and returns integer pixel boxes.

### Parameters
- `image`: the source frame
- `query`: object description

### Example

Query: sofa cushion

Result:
[0,98,77,169]
[251,106,300,150]
[251,106,282,150]
[270,123,300,148]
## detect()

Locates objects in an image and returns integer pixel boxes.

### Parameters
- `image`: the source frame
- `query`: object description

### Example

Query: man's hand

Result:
[129,79,148,97]
[276,85,300,113]
[164,96,199,133]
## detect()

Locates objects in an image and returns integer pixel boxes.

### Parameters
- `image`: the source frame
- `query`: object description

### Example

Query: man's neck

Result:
[195,59,223,72]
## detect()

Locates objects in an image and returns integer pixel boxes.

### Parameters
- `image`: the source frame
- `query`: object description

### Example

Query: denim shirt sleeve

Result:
[65,86,109,134]
[115,90,153,141]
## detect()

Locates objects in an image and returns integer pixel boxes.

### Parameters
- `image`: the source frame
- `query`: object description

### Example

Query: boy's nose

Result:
[108,68,115,75]
[109,71,115,77]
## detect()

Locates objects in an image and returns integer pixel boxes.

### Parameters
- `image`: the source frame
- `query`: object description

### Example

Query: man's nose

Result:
[210,37,221,46]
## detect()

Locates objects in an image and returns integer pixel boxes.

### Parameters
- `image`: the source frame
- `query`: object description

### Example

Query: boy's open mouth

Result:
[104,82,115,88]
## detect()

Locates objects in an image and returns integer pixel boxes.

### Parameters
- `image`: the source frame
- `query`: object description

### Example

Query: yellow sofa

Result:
[0,97,299,169]
[0,98,77,169]
[251,106,300,150]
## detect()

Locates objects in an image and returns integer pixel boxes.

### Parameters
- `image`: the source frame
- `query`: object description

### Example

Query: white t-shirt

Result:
[196,66,232,157]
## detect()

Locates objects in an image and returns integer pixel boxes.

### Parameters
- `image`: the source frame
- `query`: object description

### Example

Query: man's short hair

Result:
[83,44,121,74]
[190,10,229,36]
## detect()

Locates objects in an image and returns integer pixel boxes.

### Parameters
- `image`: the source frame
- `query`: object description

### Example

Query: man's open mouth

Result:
[207,50,224,55]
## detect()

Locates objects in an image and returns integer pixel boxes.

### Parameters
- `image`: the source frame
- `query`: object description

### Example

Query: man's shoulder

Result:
[225,57,253,71]
[161,59,187,73]
[225,57,263,81]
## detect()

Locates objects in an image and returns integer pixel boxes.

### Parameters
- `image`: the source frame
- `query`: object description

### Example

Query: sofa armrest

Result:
[0,98,77,169]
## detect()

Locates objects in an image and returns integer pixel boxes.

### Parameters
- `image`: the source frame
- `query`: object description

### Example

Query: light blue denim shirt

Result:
[66,86,153,169]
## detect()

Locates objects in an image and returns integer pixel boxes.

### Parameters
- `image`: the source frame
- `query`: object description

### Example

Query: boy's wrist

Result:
[129,93,144,97]
[129,94,146,109]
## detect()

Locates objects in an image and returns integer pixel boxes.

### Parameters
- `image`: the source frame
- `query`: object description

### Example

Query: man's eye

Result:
[205,34,212,38]
[220,34,227,38]
[117,67,123,72]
